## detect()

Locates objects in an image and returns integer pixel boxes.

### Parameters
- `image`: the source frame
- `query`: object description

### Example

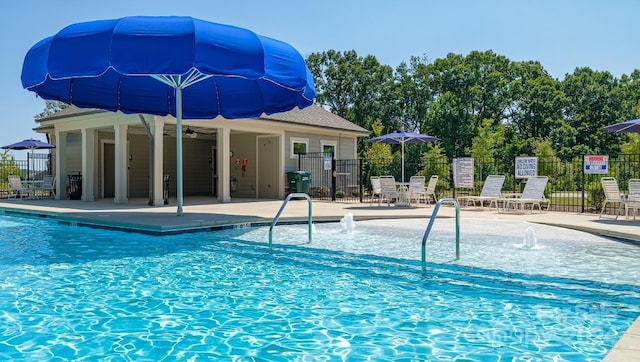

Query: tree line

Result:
[305,49,640,169]
[33,49,640,168]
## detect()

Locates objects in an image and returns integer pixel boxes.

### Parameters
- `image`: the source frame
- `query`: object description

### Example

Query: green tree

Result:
[419,143,451,196]
[363,119,393,166]
[306,50,393,130]
[35,100,68,120]
[562,68,624,155]
[1,150,22,192]
[621,134,640,154]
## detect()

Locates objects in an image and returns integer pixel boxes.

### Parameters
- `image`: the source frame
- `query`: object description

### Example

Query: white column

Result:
[114,124,129,204]
[152,117,165,206]
[218,127,231,203]
[55,131,67,200]
[81,128,95,201]
[279,133,285,199]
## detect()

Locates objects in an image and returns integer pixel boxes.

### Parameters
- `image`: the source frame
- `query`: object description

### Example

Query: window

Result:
[290,137,309,158]
[321,140,337,157]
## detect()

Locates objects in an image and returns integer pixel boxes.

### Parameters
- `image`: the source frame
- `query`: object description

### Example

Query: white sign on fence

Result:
[453,157,474,188]
[323,156,332,171]
[515,157,538,178]
[584,155,608,174]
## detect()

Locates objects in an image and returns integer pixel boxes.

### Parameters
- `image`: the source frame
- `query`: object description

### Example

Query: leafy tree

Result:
[562,68,624,154]
[393,56,434,133]
[35,100,68,120]
[419,143,451,196]
[306,50,393,130]
[1,150,22,192]
[364,119,393,166]
[506,61,565,141]
[621,134,640,154]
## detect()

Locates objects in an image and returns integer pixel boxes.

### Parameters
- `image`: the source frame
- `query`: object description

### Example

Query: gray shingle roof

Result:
[260,105,369,134]
[39,105,370,135]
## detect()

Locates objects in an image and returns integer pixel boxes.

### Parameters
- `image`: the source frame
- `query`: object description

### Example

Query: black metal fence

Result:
[297,152,640,215]
[0,154,53,198]
[2,151,638,216]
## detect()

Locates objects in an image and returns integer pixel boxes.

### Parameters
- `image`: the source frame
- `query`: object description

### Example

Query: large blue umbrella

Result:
[603,119,640,133]
[367,130,438,183]
[21,16,316,215]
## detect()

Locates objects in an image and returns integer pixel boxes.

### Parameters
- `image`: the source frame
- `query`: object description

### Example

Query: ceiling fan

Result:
[185,127,198,138]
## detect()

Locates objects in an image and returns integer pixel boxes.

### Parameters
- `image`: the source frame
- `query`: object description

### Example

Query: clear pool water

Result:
[0,213,638,361]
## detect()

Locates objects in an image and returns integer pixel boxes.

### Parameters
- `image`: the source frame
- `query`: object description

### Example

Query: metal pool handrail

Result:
[421,198,460,272]
[269,193,312,248]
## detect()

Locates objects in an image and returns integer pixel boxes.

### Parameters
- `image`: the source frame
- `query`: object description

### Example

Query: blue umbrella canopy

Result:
[2,138,55,150]
[603,119,640,133]
[368,131,438,182]
[21,16,316,215]
[21,16,315,119]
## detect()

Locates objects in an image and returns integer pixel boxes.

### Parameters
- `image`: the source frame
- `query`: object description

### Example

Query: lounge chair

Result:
[599,177,628,220]
[458,175,505,209]
[7,175,33,199]
[369,176,382,206]
[408,176,427,205]
[499,176,550,213]
[379,175,399,207]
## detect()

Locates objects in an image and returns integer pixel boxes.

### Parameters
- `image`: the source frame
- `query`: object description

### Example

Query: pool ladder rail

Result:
[422,198,460,272]
[269,193,312,247]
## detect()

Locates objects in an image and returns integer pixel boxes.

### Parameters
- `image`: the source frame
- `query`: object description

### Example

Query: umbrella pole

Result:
[176,87,184,216]
[401,142,405,183]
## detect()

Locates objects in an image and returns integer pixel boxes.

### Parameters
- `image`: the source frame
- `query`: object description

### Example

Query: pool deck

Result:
[0,196,638,360]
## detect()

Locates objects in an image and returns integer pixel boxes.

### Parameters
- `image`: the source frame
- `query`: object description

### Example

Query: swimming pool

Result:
[0,213,638,360]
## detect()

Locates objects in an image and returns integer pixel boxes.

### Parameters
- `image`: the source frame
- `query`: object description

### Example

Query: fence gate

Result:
[298,153,363,202]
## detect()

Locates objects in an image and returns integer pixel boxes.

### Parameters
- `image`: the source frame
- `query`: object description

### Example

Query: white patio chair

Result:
[369,176,382,206]
[379,176,398,207]
[408,175,427,205]
[499,176,550,213]
[599,177,627,220]
[424,175,438,205]
[625,178,640,220]
[7,175,33,199]
[458,175,505,209]
[41,175,56,199]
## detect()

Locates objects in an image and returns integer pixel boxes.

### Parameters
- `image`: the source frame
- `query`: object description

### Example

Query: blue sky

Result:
[1,0,638,158]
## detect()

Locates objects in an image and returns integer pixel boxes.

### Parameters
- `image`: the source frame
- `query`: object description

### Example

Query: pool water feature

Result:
[0,214,638,360]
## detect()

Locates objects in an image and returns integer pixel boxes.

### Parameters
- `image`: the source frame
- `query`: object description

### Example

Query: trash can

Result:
[230,177,238,192]
[287,171,311,194]
[163,174,170,205]
[67,172,82,200]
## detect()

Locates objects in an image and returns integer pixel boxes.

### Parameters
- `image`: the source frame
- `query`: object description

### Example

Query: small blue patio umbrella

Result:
[603,119,640,133]
[2,138,56,151]
[367,130,438,183]
[2,138,56,181]
[21,16,316,215]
